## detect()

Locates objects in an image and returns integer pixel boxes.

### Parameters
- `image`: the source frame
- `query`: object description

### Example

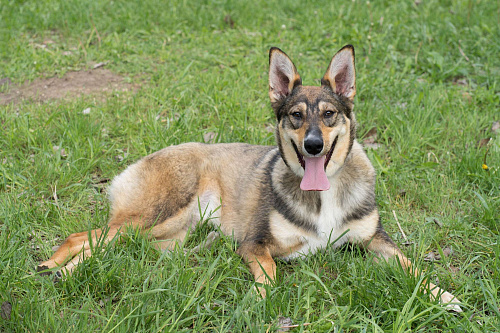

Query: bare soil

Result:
[0,68,137,105]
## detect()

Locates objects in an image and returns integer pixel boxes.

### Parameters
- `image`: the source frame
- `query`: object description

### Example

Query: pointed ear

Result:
[269,47,302,104]
[321,45,356,101]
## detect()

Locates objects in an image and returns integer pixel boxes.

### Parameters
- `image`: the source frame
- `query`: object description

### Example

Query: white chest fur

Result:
[277,183,350,260]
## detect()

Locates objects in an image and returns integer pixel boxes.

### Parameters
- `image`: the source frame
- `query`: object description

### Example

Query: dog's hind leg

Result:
[150,229,189,252]
[190,231,220,254]
[37,225,121,276]
[147,208,196,252]
[148,188,222,252]
[361,229,463,312]
[37,209,189,276]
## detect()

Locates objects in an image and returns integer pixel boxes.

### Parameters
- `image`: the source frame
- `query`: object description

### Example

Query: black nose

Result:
[304,135,323,155]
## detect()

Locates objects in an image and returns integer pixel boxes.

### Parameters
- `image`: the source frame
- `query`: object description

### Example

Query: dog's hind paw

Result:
[53,270,63,282]
[36,265,52,276]
[440,291,463,313]
[37,265,63,283]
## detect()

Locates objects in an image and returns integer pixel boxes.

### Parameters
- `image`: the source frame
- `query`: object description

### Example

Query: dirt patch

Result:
[0,68,137,105]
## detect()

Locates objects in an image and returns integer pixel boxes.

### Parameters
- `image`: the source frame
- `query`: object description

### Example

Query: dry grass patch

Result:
[0,68,137,105]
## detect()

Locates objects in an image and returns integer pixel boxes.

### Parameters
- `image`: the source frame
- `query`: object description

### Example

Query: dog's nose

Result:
[304,136,323,155]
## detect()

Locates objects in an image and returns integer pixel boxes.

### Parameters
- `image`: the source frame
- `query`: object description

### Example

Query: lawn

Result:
[1,0,499,331]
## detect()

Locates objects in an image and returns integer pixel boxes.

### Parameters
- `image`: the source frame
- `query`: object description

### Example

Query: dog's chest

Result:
[277,188,348,260]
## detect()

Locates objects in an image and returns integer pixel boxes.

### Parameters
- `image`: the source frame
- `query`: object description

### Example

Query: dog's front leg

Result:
[237,242,276,298]
[361,229,463,312]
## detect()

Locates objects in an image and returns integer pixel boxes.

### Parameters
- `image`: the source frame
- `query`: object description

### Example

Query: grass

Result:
[1,0,499,331]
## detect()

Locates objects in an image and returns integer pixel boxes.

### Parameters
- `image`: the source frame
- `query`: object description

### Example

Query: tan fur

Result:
[38,46,461,311]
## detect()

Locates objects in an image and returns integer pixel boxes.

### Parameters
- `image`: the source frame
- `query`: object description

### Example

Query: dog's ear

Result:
[269,47,302,105]
[321,45,356,101]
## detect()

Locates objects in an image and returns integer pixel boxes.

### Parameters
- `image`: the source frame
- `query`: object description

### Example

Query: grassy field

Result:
[1,0,499,331]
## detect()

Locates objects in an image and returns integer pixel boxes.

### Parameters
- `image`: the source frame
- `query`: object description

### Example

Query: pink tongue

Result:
[300,156,330,191]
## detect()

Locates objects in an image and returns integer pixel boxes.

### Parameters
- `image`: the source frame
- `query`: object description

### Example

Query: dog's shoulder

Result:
[330,139,377,224]
[337,140,376,187]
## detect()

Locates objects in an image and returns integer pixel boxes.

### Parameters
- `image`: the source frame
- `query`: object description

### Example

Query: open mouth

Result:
[292,135,338,170]
[292,136,338,191]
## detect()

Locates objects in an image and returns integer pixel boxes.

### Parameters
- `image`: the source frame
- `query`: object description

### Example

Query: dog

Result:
[38,45,461,311]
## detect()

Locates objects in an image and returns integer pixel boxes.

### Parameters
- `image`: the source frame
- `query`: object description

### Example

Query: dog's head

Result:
[269,45,357,191]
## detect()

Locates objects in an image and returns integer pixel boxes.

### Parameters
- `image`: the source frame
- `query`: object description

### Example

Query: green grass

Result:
[1,0,499,331]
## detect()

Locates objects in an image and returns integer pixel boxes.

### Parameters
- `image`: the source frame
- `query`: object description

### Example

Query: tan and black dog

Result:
[39,45,461,311]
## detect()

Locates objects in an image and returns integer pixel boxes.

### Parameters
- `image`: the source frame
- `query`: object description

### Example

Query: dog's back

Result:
[107,143,275,245]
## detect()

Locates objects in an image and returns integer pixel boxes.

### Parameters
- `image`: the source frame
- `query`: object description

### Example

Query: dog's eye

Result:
[291,112,303,120]
[324,110,335,118]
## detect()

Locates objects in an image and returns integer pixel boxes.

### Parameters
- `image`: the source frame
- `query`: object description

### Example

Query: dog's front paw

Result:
[439,291,463,313]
